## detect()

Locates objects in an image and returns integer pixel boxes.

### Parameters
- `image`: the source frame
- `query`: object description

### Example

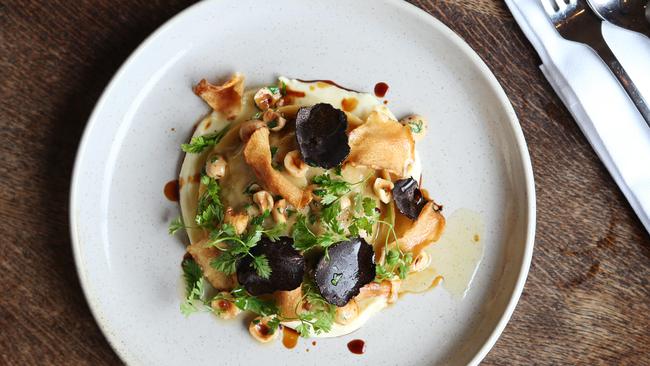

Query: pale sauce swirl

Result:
[400,208,484,299]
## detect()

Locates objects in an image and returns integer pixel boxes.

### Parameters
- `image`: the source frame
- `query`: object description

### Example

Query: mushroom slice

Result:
[347,111,415,177]
[187,239,236,290]
[393,177,426,220]
[314,237,376,307]
[243,127,312,208]
[392,201,445,253]
[237,236,305,296]
[295,103,350,169]
[193,73,245,120]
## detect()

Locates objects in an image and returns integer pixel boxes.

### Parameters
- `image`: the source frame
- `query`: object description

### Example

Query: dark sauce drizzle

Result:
[347,339,366,354]
[164,180,180,202]
[374,82,389,98]
[296,79,359,92]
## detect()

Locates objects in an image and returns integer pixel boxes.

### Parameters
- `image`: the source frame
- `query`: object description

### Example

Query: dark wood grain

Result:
[1,1,648,365]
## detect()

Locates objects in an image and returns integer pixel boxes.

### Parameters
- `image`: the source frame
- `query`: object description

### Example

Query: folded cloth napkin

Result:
[506,0,650,235]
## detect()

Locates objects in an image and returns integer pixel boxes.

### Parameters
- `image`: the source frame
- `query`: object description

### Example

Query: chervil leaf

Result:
[266,316,281,335]
[210,251,238,275]
[251,254,271,279]
[362,197,377,217]
[181,126,230,153]
[249,210,270,227]
[206,211,280,278]
[182,258,202,294]
[296,280,335,337]
[312,173,351,205]
[168,216,185,235]
[374,264,393,282]
[320,200,344,235]
[264,222,286,242]
[291,215,318,251]
[180,258,205,316]
[195,175,224,228]
[230,286,279,317]
[398,252,413,279]
[385,248,400,266]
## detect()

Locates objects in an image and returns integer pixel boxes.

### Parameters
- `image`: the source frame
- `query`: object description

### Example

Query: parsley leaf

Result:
[270,146,279,159]
[180,258,205,316]
[264,222,287,242]
[312,173,351,205]
[385,248,400,266]
[214,286,279,318]
[267,86,280,95]
[320,200,344,235]
[296,280,335,337]
[251,255,272,279]
[373,219,415,281]
[210,250,238,275]
[195,175,224,228]
[374,263,393,282]
[291,214,346,254]
[349,195,379,237]
[291,215,318,250]
[168,216,185,235]
[181,126,230,154]
[207,211,281,279]
[211,287,281,334]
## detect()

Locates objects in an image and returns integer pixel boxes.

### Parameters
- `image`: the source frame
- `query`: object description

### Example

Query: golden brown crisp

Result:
[275,287,303,319]
[347,111,415,177]
[193,73,245,120]
[393,201,445,253]
[187,239,236,290]
[243,127,312,208]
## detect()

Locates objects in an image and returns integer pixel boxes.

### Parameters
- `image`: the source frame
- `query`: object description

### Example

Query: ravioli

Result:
[173,74,445,342]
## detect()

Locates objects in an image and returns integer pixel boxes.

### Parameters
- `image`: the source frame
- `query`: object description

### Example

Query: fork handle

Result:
[592,40,650,126]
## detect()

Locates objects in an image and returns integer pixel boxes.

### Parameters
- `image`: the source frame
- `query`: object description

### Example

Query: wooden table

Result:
[1,1,648,364]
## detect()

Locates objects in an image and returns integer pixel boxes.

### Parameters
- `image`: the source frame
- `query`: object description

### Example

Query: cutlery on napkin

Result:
[506,0,650,234]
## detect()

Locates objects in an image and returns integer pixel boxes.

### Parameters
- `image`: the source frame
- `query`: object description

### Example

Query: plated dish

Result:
[70,1,535,365]
[172,73,446,341]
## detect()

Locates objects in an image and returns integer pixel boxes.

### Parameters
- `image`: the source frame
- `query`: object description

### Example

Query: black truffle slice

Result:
[237,236,305,296]
[295,103,350,169]
[393,177,427,220]
[314,237,376,306]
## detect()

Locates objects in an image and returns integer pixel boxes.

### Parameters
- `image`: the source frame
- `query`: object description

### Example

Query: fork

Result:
[542,0,650,126]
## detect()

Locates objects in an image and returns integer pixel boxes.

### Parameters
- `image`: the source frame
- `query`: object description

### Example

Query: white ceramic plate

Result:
[70,0,535,365]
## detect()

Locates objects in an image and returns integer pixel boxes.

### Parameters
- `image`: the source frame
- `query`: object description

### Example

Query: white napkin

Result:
[506,0,650,235]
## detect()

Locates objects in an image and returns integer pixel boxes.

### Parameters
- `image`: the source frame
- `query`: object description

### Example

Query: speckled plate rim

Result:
[69,1,536,365]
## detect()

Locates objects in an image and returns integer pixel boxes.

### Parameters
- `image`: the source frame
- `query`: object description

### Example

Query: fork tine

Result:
[541,0,558,16]
[553,0,568,11]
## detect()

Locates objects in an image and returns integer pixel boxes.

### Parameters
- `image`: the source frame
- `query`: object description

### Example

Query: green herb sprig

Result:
[294,280,335,337]
[181,126,230,153]
[168,216,186,235]
[207,211,286,279]
[180,258,207,316]
[374,218,413,281]
[195,175,224,228]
